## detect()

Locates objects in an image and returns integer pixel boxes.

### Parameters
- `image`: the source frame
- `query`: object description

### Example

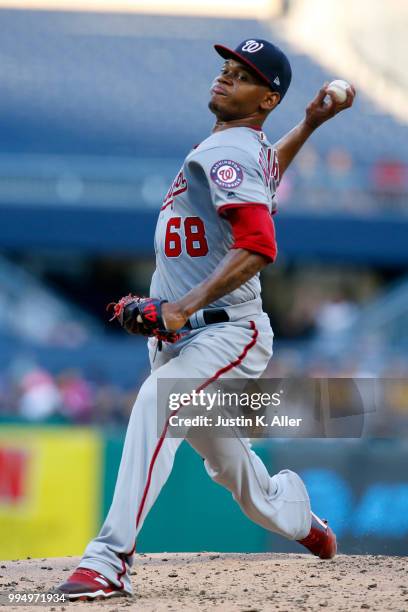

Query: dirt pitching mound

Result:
[1,553,406,611]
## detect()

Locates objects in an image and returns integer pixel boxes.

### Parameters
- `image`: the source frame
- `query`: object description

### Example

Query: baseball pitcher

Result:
[57,38,355,600]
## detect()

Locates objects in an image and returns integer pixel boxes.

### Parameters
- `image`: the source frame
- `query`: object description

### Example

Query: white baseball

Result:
[326,79,350,103]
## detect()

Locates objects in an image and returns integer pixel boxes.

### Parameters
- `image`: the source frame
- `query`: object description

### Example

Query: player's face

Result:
[209,59,278,121]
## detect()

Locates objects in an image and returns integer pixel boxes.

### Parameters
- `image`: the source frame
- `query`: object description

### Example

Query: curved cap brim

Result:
[214,44,270,87]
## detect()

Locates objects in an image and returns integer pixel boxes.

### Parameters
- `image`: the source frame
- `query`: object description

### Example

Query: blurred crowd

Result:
[268,291,361,340]
[279,145,408,215]
[0,347,407,431]
[0,364,138,426]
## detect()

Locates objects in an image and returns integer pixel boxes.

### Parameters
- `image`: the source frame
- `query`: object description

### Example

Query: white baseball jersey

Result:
[150,127,279,308]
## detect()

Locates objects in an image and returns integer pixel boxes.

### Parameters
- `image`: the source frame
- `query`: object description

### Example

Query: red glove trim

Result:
[219,203,277,262]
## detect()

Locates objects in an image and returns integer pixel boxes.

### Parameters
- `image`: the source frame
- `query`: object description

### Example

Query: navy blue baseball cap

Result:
[214,39,292,102]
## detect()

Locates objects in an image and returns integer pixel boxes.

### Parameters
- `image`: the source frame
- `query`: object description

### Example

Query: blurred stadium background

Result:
[0,0,407,560]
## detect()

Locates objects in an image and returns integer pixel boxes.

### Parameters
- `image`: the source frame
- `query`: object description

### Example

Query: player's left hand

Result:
[305,82,356,130]
[107,294,183,342]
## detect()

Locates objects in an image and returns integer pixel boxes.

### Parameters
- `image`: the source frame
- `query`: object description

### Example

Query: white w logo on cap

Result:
[241,40,264,53]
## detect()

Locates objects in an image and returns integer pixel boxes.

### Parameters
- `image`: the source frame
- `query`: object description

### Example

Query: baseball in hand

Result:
[326,79,350,103]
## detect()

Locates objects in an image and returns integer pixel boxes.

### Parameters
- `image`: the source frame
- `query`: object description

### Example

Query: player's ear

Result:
[260,91,280,112]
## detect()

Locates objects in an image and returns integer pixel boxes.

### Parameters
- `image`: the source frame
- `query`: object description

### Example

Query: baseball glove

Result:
[107,294,181,344]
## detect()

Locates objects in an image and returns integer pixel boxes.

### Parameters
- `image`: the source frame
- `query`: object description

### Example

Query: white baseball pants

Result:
[79,314,311,594]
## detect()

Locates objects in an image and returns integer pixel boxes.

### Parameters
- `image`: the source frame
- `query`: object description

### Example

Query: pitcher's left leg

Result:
[186,313,335,556]
[187,433,311,540]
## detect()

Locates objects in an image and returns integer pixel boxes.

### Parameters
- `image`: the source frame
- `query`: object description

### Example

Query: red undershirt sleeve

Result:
[218,203,278,263]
